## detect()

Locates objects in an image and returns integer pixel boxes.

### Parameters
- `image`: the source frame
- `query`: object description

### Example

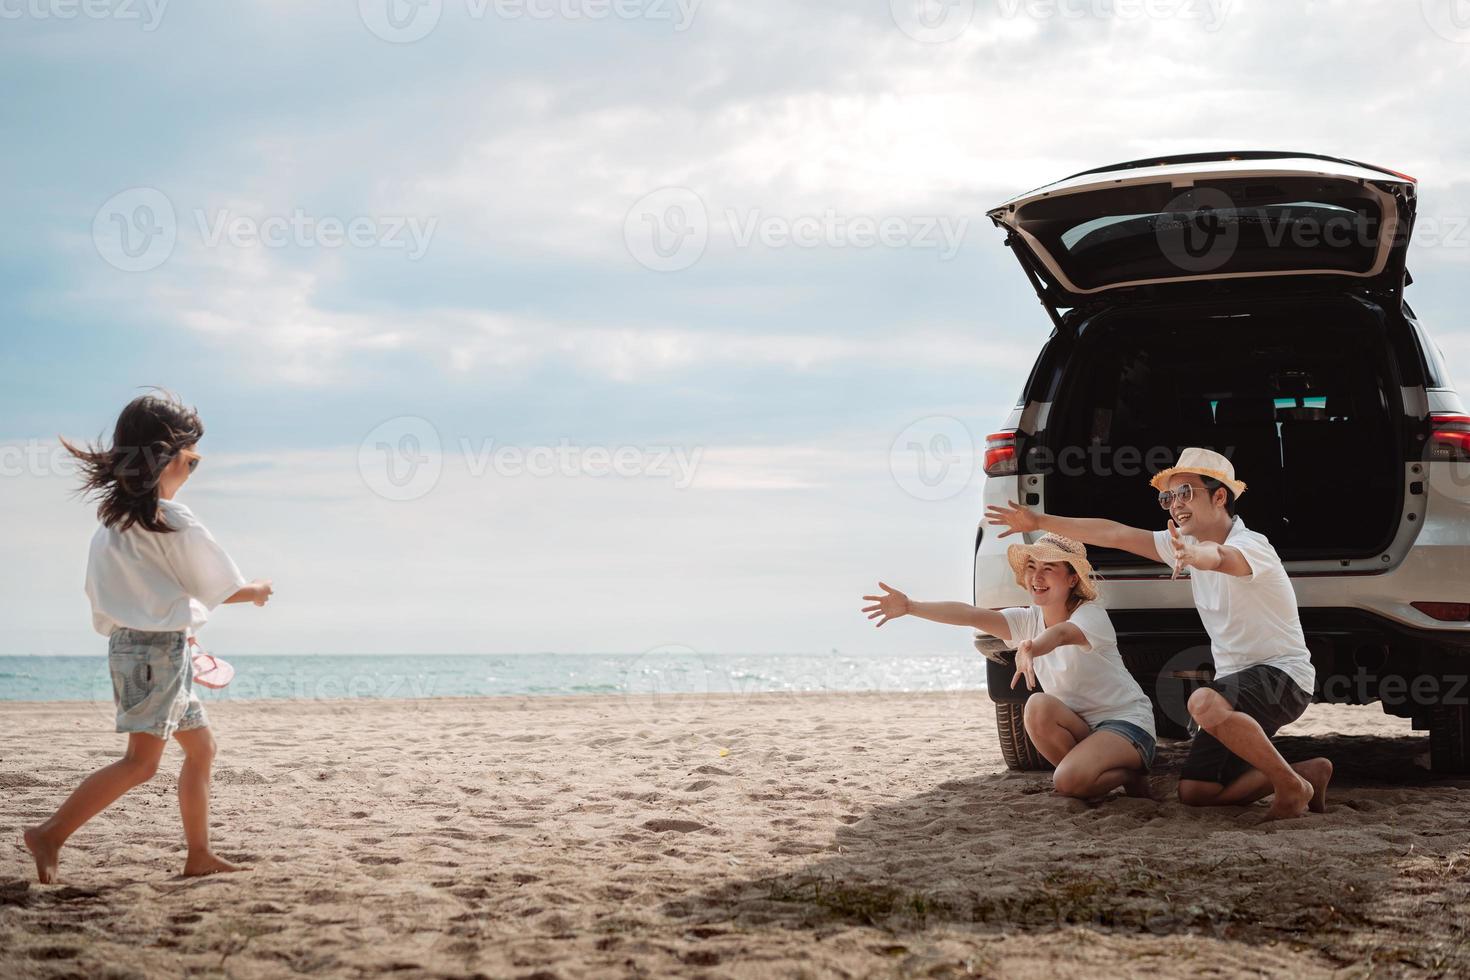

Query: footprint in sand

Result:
[25,945,81,961]
[642,818,708,833]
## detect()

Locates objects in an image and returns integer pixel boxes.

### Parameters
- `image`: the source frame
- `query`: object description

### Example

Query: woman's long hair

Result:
[61,390,204,533]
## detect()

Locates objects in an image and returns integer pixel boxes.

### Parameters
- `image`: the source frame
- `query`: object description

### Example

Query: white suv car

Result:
[972,151,1470,773]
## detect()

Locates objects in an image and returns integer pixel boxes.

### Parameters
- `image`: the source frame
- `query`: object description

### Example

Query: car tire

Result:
[995,702,1051,772]
[1429,703,1470,774]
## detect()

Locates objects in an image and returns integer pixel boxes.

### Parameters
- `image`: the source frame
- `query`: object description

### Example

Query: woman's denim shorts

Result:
[1092,719,1157,769]
[109,628,208,740]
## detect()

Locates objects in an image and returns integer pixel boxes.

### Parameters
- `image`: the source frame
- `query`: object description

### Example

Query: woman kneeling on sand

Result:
[862,534,1155,801]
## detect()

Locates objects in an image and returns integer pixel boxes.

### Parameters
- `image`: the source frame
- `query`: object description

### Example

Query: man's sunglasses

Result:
[1157,483,1210,510]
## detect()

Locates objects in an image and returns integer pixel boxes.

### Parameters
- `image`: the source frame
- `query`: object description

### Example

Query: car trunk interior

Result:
[1041,298,1404,566]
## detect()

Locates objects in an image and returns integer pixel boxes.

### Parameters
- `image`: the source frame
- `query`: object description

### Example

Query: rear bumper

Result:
[974,509,1470,637]
[983,605,1470,715]
[1102,606,1470,661]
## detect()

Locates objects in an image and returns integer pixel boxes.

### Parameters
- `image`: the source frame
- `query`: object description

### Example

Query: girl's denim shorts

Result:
[109,628,208,740]
[1092,719,1157,768]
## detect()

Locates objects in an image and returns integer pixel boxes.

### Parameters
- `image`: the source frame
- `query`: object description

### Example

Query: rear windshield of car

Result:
[1016,176,1393,292]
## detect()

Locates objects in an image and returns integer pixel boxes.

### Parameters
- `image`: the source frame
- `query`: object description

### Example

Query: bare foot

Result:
[182,852,245,877]
[1293,758,1332,814]
[1263,772,1313,821]
[1121,770,1155,800]
[23,827,60,884]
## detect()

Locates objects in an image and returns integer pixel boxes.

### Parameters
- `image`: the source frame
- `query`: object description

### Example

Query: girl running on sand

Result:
[862,533,1156,800]
[24,391,272,882]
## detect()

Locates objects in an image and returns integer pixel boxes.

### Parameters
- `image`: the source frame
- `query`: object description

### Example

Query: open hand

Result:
[985,500,1040,538]
[861,582,909,627]
[1011,640,1038,691]
[1166,520,1217,580]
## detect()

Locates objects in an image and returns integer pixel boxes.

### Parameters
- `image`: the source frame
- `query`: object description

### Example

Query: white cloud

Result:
[48,0,1470,381]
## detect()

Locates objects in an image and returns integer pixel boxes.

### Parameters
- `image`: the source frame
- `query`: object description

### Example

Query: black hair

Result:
[1199,476,1237,517]
[60,390,204,533]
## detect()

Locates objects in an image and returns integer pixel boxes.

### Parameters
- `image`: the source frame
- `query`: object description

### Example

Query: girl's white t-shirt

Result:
[84,498,248,636]
[999,602,1156,735]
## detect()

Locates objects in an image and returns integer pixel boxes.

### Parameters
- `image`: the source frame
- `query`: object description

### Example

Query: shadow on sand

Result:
[668,732,1470,972]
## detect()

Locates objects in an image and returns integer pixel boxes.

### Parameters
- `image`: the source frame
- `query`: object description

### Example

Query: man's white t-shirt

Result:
[85,498,248,636]
[1000,602,1156,735]
[1152,517,1315,696]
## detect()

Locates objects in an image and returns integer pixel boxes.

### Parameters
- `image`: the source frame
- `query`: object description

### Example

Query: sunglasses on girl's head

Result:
[1157,483,1207,509]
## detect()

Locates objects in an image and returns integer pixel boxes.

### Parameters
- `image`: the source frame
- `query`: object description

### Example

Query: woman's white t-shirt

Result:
[999,602,1156,735]
[84,498,248,636]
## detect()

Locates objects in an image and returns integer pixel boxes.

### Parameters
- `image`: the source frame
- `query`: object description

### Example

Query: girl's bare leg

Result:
[1022,693,1092,766]
[173,727,242,877]
[1052,730,1152,799]
[23,733,166,883]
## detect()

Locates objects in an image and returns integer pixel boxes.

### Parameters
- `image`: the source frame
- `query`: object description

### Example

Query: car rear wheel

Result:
[1429,703,1470,774]
[995,702,1051,772]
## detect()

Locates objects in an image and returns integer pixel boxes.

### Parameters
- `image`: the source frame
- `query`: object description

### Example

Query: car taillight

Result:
[1429,414,1470,462]
[1412,601,1470,622]
[983,431,1018,477]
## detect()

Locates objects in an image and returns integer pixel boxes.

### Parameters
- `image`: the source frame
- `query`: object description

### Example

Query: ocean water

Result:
[0,652,987,703]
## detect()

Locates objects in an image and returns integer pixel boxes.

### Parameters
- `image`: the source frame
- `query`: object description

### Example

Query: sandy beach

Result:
[2,692,1469,979]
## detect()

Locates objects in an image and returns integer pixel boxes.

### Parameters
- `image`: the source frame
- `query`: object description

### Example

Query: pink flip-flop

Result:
[188,637,236,690]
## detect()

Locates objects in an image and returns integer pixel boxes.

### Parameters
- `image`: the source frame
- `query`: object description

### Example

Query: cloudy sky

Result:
[3,0,1470,656]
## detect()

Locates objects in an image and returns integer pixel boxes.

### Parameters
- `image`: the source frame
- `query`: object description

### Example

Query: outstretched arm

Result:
[224,579,273,606]
[1164,520,1252,578]
[862,583,1013,643]
[985,500,1161,564]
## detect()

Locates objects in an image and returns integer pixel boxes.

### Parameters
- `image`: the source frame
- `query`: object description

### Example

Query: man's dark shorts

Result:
[1180,664,1313,786]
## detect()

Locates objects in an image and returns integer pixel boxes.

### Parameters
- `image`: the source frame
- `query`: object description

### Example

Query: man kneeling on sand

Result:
[986,448,1332,820]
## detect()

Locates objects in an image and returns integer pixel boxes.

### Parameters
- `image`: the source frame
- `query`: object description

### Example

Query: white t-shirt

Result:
[1000,602,1156,736]
[84,498,248,636]
[1152,517,1315,695]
